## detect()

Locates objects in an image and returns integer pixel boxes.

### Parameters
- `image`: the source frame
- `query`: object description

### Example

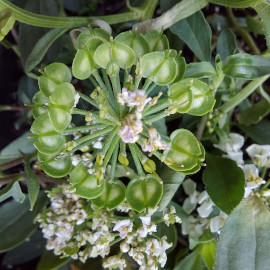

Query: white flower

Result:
[118,88,152,112]
[113,219,133,239]
[210,211,228,234]
[103,256,127,270]
[181,216,207,240]
[71,209,88,225]
[246,144,270,168]
[120,241,130,253]
[197,191,214,218]
[214,133,244,165]
[183,178,197,195]
[214,133,244,153]
[241,164,266,197]
[73,93,80,107]
[183,191,200,214]
[137,217,157,238]
[118,114,143,143]
[141,128,169,152]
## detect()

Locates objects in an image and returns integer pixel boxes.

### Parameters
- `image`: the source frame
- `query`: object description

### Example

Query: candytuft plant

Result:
[1,0,270,269]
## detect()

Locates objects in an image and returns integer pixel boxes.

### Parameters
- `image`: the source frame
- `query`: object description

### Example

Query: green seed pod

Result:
[77,28,110,49]
[37,152,72,178]
[38,63,72,97]
[92,180,126,210]
[72,39,104,80]
[48,82,77,132]
[144,30,169,52]
[174,54,186,82]
[126,175,163,212]
[168,78,215,116]
[32,91,49,119]
[31,114,66,155]
[168,79,194,113]
[164,129,204,174]
[70,163,105,199]
[0,9,15,41]
[94,41,136,69]
[141,50,177,85]
[186,79,216,116]
[114,30,150,56]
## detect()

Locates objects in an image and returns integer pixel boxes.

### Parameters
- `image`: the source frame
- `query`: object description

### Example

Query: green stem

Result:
[92,70,107,90]
[143,98,171,117]
[134,0,208,33]
[101,127,119,158]
[219,75,269,113]
[196,115,208,141]
[69,126,114,153]
[110,74,122,115]
[144,111,168,124]
[142,78,152,91]
[0,0,142,28]
[110,237,122,247]
[78,92,99,109]
[101,69,116,110]
[109,144,119,180]
[103,137,120,169]
[128,143,145,177]
[63,124,107,135]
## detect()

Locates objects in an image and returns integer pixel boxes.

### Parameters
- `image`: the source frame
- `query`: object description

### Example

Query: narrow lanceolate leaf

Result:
[252,2,270,50]
[209,0,264,8]
[0,181,25,203]
[24,160,40,211]
[217,29,238,62]
[215,196,270,270]
[25,28,68,73]
[223,53,270,79]
[170,11,211,62]
[0,193,47,252]
[202,154,245,214]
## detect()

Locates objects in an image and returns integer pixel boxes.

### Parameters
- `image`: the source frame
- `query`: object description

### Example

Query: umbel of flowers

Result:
[30,27,215,213]
[37,184,181,269]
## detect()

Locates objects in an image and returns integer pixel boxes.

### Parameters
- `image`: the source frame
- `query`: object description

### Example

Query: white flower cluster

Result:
[118,88,167,150]
[181,179,227,238]
[113,216,174,270]
[214,133,267,198]
[36,185,115,263]
[37,185,181,269]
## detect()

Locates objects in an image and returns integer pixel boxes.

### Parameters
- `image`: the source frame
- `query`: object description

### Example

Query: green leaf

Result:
[239,120,270,144]
[0,193,47,252]
[25,28,68,73]
[209,0,264,8]
[2,231,45,265]
[223,53,270,79]
[217,29,238,62]
[24,159,40,211]
[246,16,265,35]
[215,196,270,270]
[238,99,270,125]
[252,2,270,50]
[158,166,185,211]
[202,154,245,214]
[184,62,217,79]
[0,131,36,165]
[0,180,25,203]
[201,240,216,270]
[170,11,212,62]
[174,248,202,270]
[37,250,69,270]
